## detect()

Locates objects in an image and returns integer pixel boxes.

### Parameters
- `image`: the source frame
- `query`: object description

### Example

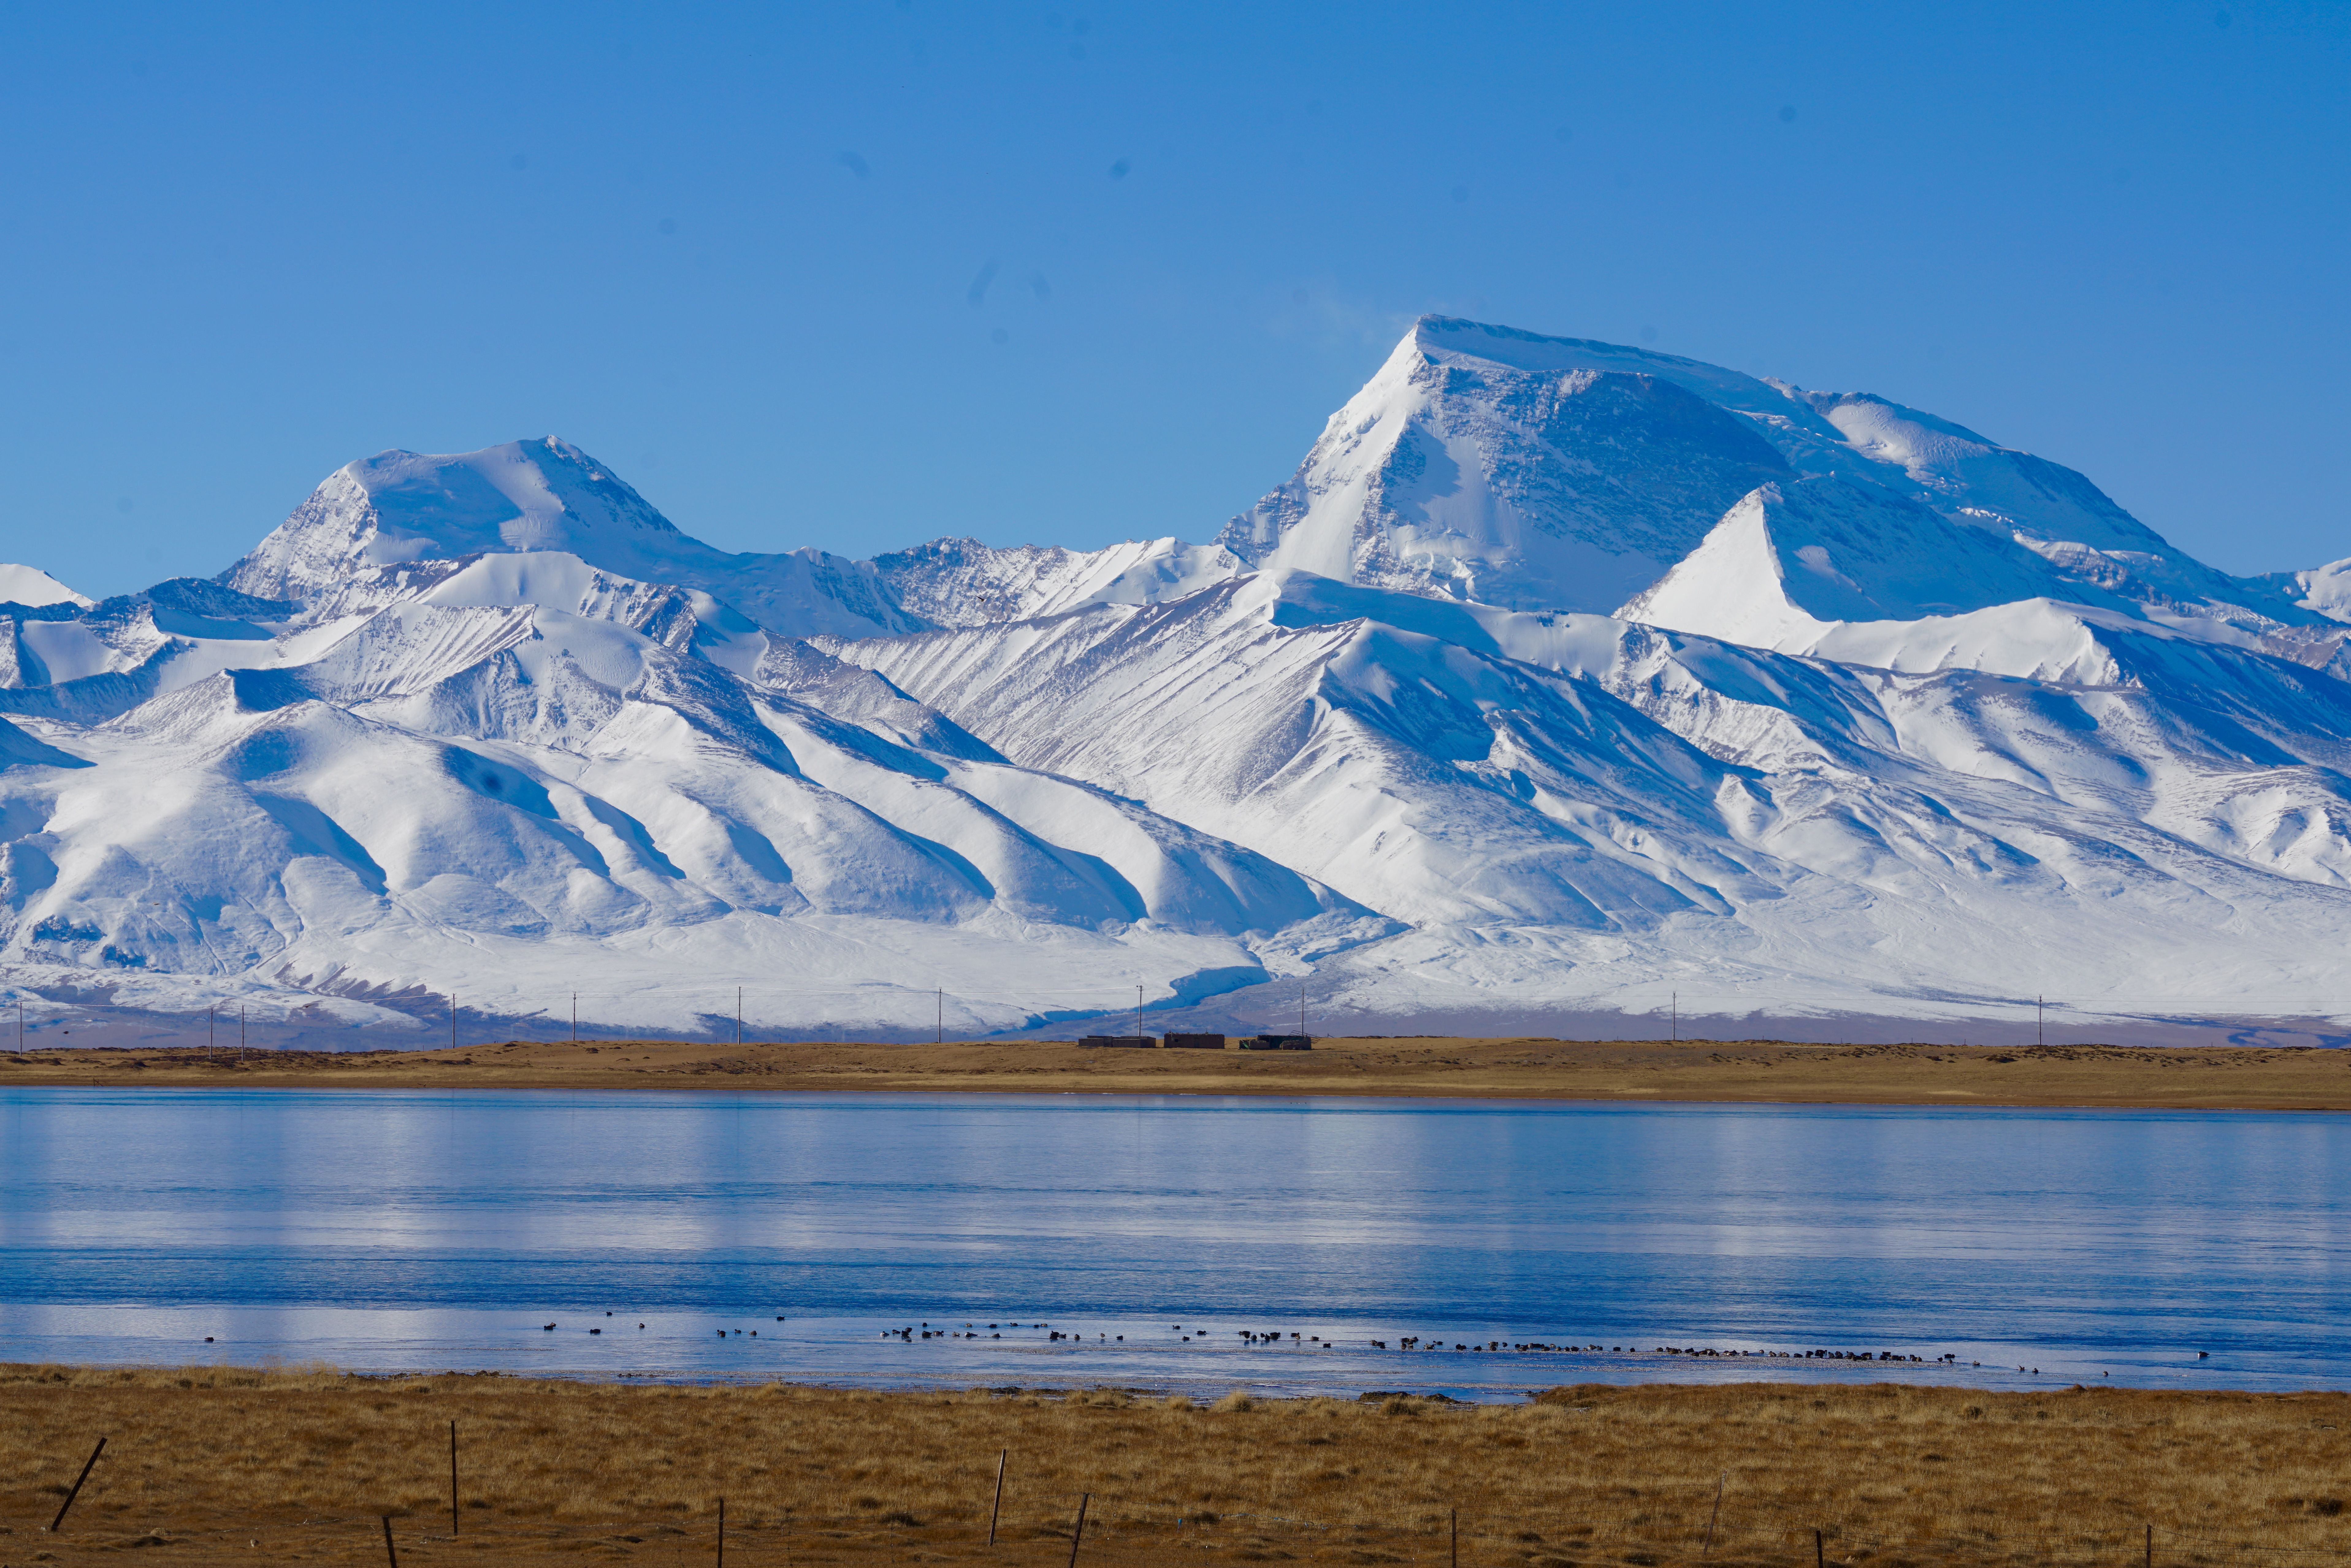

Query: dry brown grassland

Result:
[9,1037,2351,1110]
[3,1367,2347,1567]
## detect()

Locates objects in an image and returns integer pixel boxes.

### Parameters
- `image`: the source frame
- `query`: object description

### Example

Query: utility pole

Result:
[1299,977,1306,1039]
[450,994,456,1051]
[1672,990,1678,1044]
[572,992,577,1043]
[936,987,943,1046]
[240,1004,246,1052]
[208,1006,214,1053]
[2037,993,2044,1047]
[736,987,743,1046]
[1135,983,1144,1041]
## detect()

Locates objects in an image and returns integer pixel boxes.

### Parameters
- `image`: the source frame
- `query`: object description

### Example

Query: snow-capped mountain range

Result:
[7,315,2351,1047]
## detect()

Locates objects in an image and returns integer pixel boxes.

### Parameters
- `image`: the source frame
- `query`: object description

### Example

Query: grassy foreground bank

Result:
[3,1367,2348,1567]
[6,1036,2351,1109]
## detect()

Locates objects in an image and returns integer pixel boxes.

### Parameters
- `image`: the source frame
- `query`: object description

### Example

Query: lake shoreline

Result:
[6,1035,2351,1110]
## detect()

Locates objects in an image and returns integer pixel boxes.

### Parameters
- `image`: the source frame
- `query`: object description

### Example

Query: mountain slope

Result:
[1218,317,2322,635]
[1219,325,1794,612]
[0,548,1389,1041]
[0,564,92,609]
[828,570,2351,1032]
[1617,476,2116,646]
[5,315,2349,1045]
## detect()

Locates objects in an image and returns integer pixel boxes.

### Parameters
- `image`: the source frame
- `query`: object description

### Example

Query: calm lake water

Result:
[2,1087,2345,1399]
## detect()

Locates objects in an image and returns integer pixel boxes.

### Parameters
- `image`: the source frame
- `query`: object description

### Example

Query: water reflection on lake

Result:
[1,1088,2344,1398]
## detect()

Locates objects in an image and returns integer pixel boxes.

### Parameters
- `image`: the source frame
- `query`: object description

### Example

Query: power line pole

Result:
[1672,991,1678,1044]
[2037,993,2044,1048]
[572,992,577,1043]
[936,987,943,1046]
[1135,983,1144,1041]
[450,993,456,1051]
[736,987,743,1046]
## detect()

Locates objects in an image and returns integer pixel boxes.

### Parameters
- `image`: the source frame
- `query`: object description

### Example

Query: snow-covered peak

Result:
[2276,557,2351,624]
[225,438,684,601]
[1620,477,2101,652]
[1217,318,1793,613]
[1215,315,2312,637]
[220,438,934,640]
[346,437,684,562]
[0,564,93,609]
[1409,316,1840,432]
[1608,481,2351,688]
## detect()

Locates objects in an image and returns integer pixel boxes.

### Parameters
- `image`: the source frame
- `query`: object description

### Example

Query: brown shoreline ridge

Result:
[6,1366,2350,1567]
[5,1035,2351,1109]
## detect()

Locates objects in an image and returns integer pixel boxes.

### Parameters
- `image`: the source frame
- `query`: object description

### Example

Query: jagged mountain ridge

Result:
[3,315,2350,1043]
[1216,318,2323,633]
[207,323,2351,657]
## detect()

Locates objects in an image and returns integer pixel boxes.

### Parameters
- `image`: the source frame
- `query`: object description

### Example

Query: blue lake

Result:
[1,1087,2345,1399]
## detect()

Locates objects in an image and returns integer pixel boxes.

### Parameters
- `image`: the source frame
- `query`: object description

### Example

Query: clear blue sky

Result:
[1,1,2343,598]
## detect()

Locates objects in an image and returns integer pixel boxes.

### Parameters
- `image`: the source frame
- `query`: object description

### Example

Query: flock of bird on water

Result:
[491,1316,2049,1375]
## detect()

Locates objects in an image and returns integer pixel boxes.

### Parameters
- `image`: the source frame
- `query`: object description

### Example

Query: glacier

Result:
[6,316,2351,1048]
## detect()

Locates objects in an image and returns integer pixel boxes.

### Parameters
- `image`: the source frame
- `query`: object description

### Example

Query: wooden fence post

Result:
[381,1515,399,1568]
[988,1449,1007,1546]
[719,1497,727,1568]
[1451,1508,1458,1568]
[48,1436,105,1533]
[450,1420,460,1537]
[1066,1492,1091,1568]
[1703,1473,1724,1555]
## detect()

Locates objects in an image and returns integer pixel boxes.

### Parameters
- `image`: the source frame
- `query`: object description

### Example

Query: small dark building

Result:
[1077,1035,1157,1048]
[1162,1032,1226,1049]
[1240,1034,1313,1050]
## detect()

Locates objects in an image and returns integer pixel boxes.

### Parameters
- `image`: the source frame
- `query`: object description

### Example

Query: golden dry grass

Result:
[3,1367,2349,1567]
[7,1037,2351,1110]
